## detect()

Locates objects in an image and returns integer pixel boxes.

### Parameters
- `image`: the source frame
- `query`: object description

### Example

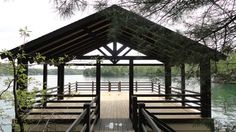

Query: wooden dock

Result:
[24,90,212,131]
[94,92,134,132]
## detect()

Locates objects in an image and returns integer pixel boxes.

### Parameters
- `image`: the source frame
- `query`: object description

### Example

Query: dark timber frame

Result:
[1,5,226,121]
[57,64,64,100]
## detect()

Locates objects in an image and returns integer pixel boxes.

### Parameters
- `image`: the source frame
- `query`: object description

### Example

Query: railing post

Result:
[84,103,90,132]
[135,81,138,92]
[151,82,154,92]
[75,81,78,92]
[181,64,186,107]
[158,83,161,94]
[108,81,111,92]
[138,103,145,132]
[92,81,94,93]
[118,81,121,92]
[43,64,47,107]
[132,96,138,131]
[42,88,47,108]
[68,82,71,95]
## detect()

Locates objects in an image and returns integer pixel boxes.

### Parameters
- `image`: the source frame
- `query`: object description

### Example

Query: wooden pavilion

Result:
[2,5,226,132]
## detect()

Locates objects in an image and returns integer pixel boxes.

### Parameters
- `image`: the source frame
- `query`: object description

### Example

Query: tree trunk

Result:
[12,60,24,132]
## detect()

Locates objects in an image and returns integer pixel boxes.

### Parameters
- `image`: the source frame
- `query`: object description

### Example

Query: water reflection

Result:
[212,83,236,130]
[105,122,123,129]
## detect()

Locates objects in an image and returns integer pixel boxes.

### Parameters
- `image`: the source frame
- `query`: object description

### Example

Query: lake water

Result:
[0,75,236,131]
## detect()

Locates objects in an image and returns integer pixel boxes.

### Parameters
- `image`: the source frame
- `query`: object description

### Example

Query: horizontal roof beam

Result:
[76,55,162,60]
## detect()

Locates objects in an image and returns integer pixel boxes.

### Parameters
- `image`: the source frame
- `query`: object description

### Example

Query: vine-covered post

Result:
[164,63,171,100]
[57,64,64,100]
[200,58,211,117]
[17,58,28,90]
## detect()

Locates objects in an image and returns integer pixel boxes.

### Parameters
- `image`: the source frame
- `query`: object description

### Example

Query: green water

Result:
[212,83,236,130]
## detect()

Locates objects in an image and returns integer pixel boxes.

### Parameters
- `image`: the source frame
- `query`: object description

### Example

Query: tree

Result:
[52,0,236,54]
[19,26,31,44]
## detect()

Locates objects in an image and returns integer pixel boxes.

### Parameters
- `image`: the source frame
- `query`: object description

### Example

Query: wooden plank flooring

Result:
[94,92,134,132]
[25,91,211,131]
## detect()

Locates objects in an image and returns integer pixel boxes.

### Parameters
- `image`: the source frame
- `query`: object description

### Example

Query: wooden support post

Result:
[138,103,145,132]
[57,64,64,100]
[75,81,78,92]
[165,63,171,100]
[200,58,211,117]
[151,82,154,92]
[135,81,138,92]
[68,82,71,95]
[158,83,161,94]
[43,64,48,107]
[108,81,111,92]
[92,81,94,93]
[118,81,121,92]
[132,96,138,131]
[96,59,101,120]
[181,64,186,107]
[129,59,134,119]
[84,103,91,132]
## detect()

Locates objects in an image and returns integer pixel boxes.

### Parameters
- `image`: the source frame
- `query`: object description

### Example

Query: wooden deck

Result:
[25,91,212,131]
[94,92,134,131]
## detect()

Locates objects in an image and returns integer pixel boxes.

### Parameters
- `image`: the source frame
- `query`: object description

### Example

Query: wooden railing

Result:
[132,82,202,123]
[132,96,175,132]
[66,96,99,132]
[30,82,98,119]
[33,82,76,107]
[74,81,154,92]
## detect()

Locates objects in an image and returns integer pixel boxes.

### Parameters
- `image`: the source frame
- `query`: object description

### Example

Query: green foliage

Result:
[213,53,236,83]
[0,63,13,75]
[0,64,83,75]
[16,89,36,110]
[83,66,183,77]
[0,91,13,100]
[33,53,46,63]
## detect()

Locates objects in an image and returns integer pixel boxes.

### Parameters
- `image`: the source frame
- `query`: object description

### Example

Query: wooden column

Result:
[181,64,185,106]
[96,59,101,120]
[17,59,28,90]
[43,64,48,90]
[164,63,171,100]
[129,59,134,119]
[57,64,64,100]
[43,64,48,107]
[200,58,211,117]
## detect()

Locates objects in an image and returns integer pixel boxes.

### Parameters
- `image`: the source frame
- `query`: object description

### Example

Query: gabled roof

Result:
[3,5,226,65]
